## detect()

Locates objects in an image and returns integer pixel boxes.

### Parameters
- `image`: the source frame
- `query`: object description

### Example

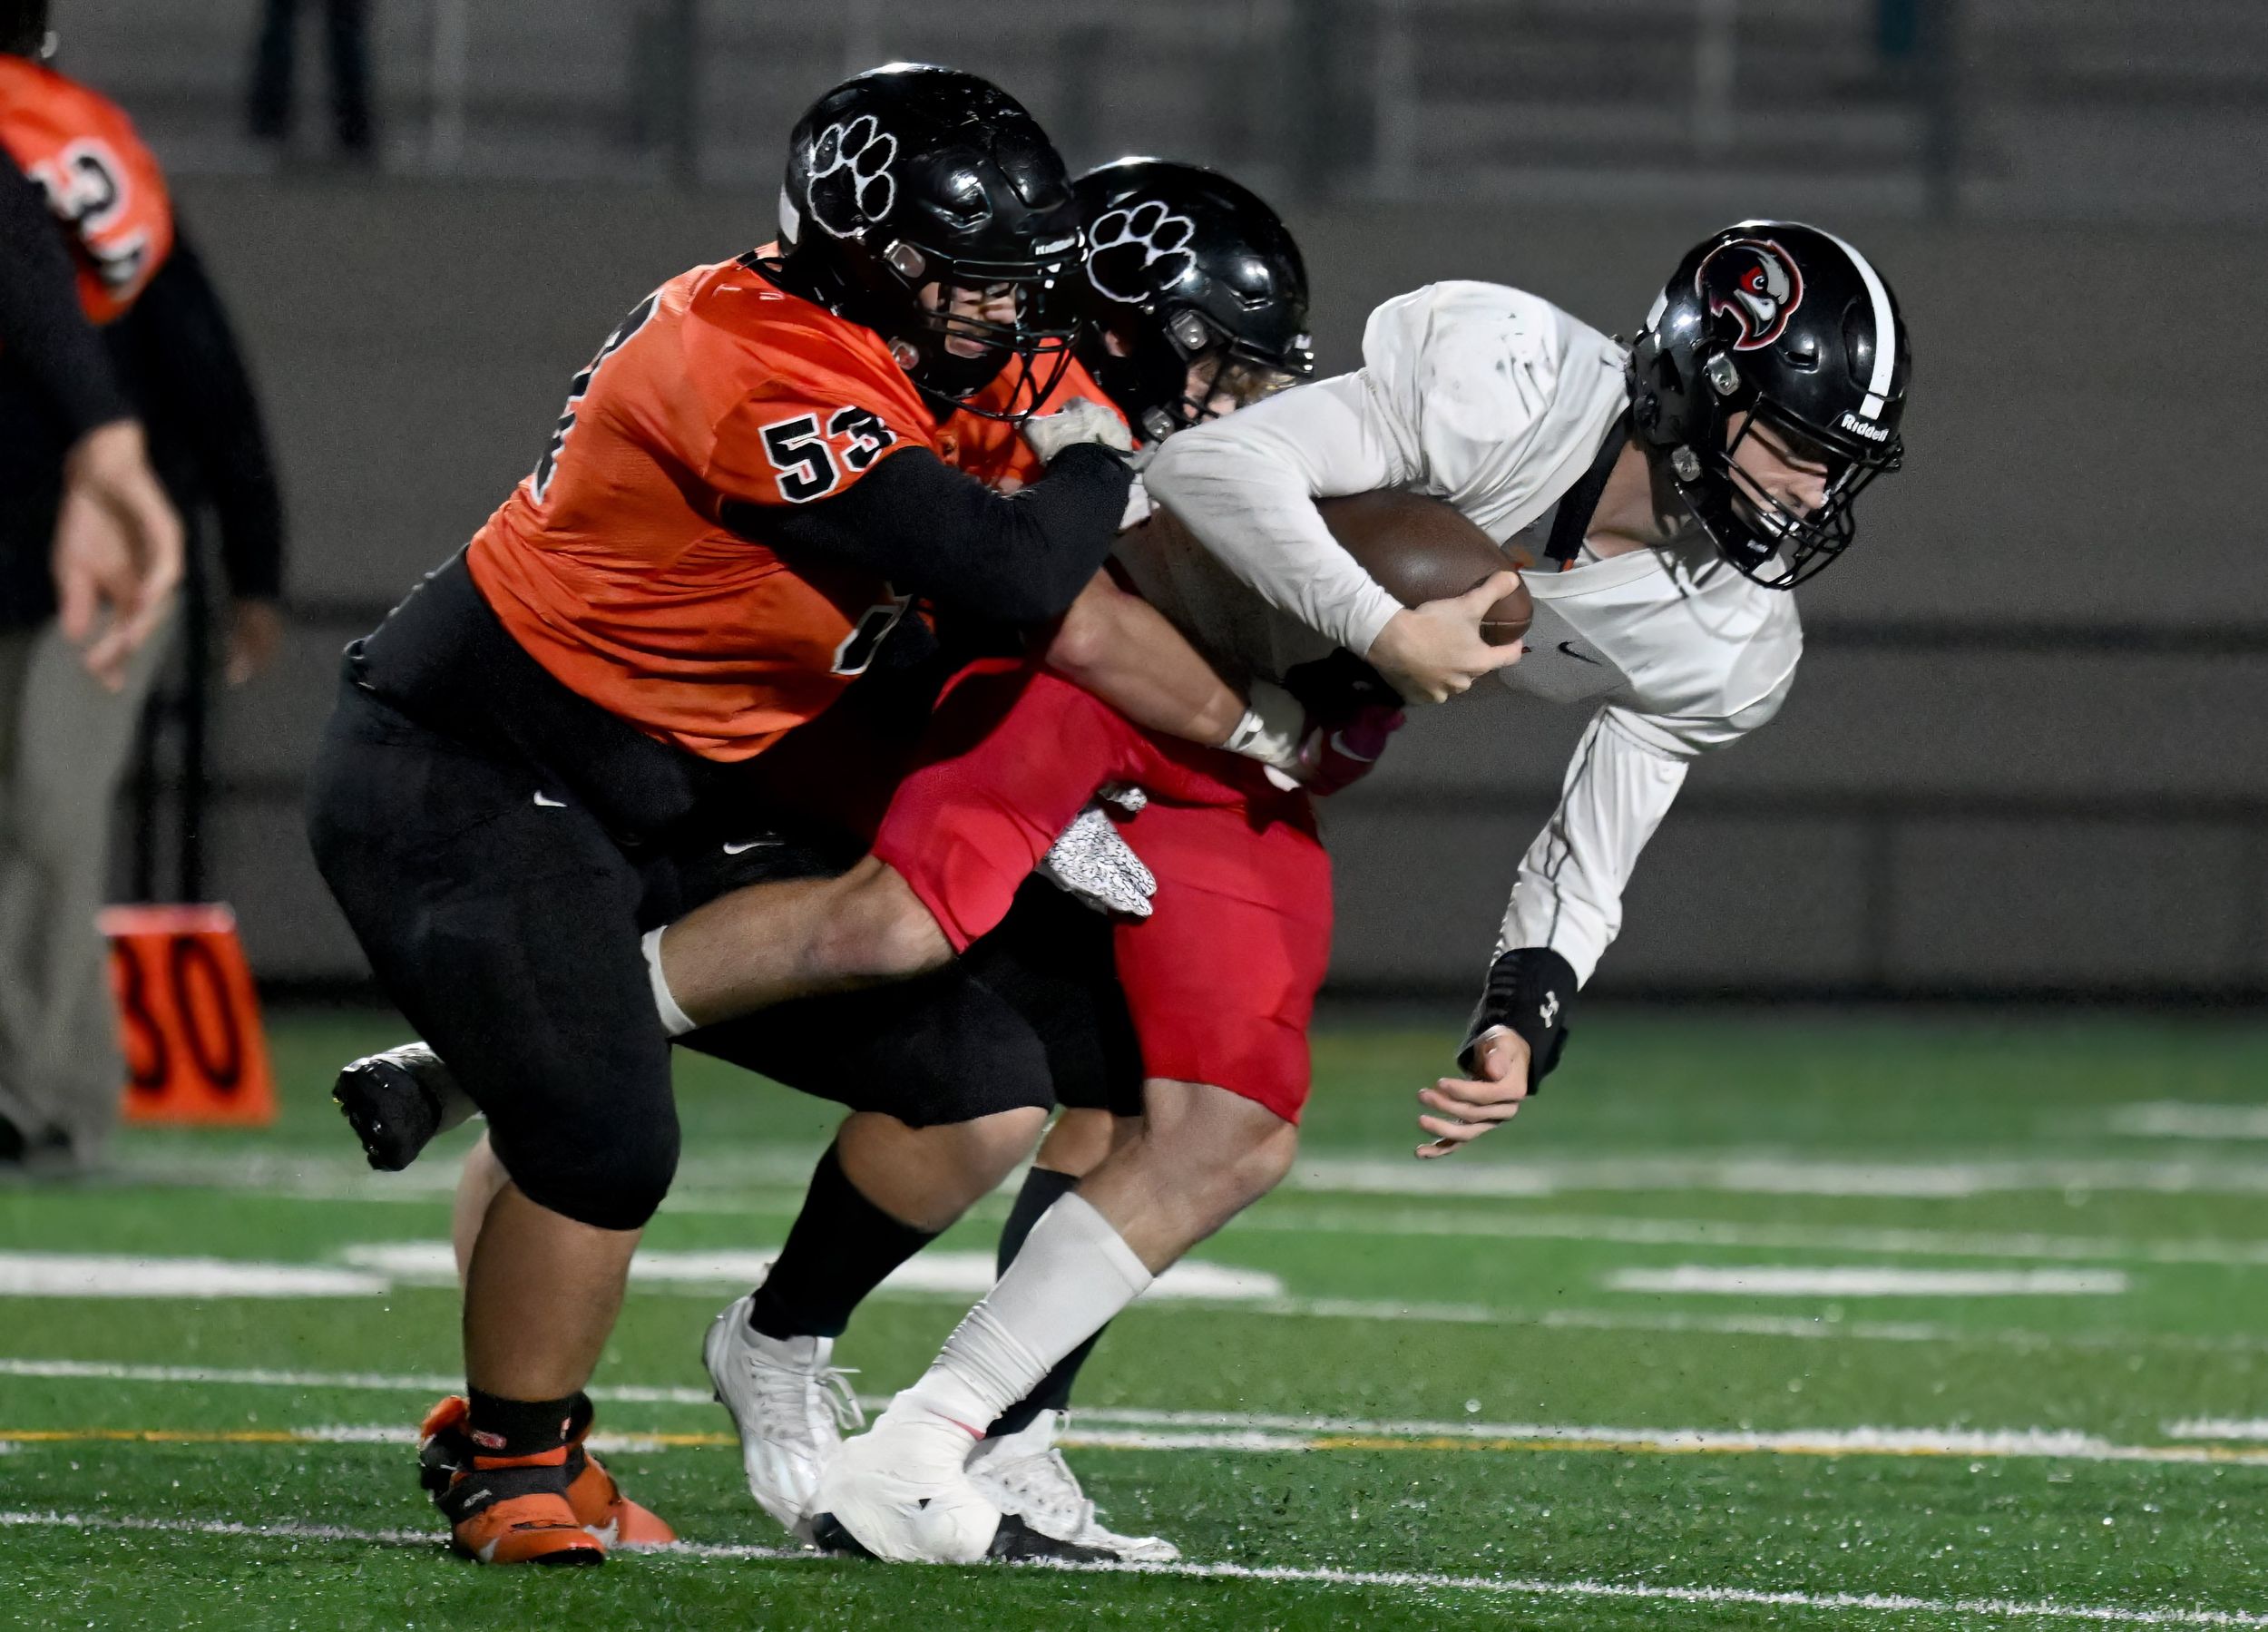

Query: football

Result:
[1315,490,1532,647]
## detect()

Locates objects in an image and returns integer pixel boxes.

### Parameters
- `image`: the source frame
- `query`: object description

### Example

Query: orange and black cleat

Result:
[430,1450,605,1566]
[417,1394,605,1566]
[419,1393,674,1555]
[563,1398,676,1549]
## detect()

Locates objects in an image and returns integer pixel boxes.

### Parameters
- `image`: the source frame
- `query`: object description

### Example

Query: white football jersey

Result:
[1139,279,1804,986]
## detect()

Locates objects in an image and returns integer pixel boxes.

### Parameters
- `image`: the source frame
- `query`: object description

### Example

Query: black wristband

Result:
[1459,946,1577,1088]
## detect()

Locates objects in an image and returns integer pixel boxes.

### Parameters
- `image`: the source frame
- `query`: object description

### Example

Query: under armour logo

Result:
[1539,990,1560,1028]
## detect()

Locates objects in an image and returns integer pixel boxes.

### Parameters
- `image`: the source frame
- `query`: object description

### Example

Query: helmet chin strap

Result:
[1543,415,1633,567]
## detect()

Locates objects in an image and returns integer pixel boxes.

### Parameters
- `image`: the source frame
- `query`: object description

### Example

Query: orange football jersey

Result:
[467,255,947,762]
[0,56,174,324]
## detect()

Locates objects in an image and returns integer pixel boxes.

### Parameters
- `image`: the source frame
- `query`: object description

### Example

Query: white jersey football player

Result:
[1138,218,1911,1143]
[808,218,1911,1564]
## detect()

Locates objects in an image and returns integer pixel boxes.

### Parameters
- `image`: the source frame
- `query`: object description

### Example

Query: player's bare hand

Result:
[1022,396,1135,464]
[1416,1026,1530,1158]
[53,421,183,692]
[1367,571,1525,705]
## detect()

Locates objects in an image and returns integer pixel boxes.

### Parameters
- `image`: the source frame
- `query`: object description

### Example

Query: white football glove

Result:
[1220,678,1309,789]
[1039,787,1154,918]
[1020,396,1135,466]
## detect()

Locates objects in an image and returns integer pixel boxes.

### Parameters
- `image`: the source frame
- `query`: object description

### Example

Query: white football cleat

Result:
[703,1294,863,1541]
[811,1387,1117,1564]
[969,1411,1180,1563]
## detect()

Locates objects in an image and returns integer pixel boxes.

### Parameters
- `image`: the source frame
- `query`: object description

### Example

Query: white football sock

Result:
[641,927,697,1038]
[912,1194,1151,1430]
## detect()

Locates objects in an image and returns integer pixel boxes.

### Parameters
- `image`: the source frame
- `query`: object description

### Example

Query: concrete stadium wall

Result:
[165,179,2268,999]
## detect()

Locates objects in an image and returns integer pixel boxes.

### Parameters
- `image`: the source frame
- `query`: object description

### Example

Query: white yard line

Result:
[2165,1419,2268,1442]
[111,1148,2268,1203]
[337,1243,1282,1303]
[15,1421,2268,1469]
[0,1253,386,1299]
[12,1358,2268,1468]
[2,1508,2263,1625]
[0,1246,1277,1305]
[1240,1205,2268,1268]
[2110,1104,2268,1142]
[1607,1266,2129,1298]
[0,1356,717,1403]
[1285,1154,2268,1199]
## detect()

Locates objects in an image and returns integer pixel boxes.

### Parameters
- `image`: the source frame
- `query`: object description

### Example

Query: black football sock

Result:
[747,1142,938,1342]
[464,1388,578,1461]
[986,1165,1109,1439]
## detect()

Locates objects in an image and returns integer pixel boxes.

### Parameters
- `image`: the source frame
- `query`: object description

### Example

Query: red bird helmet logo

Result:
[1695,237,1804,351]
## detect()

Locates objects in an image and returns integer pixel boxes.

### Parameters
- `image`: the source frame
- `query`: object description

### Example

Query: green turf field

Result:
[6,1008,2268,1628]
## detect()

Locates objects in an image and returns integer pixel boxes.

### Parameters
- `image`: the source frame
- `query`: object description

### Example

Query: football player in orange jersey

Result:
[307,65,1286,1567]
[326,154,1329,1562]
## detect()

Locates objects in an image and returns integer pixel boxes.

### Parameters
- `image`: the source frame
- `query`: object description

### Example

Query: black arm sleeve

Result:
[720,441,1132,627]
[125,225,286,599]
[0,161,131,436]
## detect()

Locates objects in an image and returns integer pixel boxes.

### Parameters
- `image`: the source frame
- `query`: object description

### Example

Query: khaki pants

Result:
[0,614,172,1168]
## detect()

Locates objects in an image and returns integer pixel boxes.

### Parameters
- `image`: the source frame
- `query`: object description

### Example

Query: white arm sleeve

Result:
[1499,708,1688,986]
[1139,371,1411,657]
[1500,674,1794,984]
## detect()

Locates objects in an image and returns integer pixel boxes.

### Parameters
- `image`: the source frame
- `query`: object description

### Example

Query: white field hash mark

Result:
[1608,1266,2129,1298]
[4,1510,2266,1627]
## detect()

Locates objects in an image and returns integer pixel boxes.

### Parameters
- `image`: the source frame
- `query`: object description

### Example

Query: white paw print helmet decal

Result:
[808,115,899,239]
[1085,200,1197,305]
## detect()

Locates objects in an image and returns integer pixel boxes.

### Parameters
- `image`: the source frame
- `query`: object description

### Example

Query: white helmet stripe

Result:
[1820,228,1896,420]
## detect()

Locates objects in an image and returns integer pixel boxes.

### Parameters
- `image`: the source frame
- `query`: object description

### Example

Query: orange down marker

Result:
[100,904,276,1126]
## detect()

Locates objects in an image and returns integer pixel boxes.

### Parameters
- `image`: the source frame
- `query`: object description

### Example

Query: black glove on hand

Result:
[1282,649,1399,731]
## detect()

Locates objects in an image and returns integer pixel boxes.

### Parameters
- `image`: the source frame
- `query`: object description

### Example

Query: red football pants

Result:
[871,663,1332,1120]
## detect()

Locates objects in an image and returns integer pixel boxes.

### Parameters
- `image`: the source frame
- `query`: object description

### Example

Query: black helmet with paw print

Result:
[1072,158,1314,443]
[778,63,1084,419]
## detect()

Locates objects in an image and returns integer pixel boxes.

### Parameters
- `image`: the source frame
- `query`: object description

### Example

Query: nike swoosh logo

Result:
[532,791,566,807]
[721,838,781,855]
[1557,641,1604,666]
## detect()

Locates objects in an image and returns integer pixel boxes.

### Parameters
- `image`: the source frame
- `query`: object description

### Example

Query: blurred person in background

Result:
[247,0,375,161]
[0,0,287,1174]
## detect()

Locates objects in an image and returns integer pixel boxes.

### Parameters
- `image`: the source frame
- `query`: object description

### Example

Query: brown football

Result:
[1315,490,1531,647]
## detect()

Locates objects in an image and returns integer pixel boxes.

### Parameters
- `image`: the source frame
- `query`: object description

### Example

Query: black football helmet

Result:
[1628,220,1911,588]
[1072,158,1315,443]
[1,0,54,57]
[777,64,1083,421]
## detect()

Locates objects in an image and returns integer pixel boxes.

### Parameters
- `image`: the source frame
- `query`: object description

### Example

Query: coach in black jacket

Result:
[0,103,285,1170]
